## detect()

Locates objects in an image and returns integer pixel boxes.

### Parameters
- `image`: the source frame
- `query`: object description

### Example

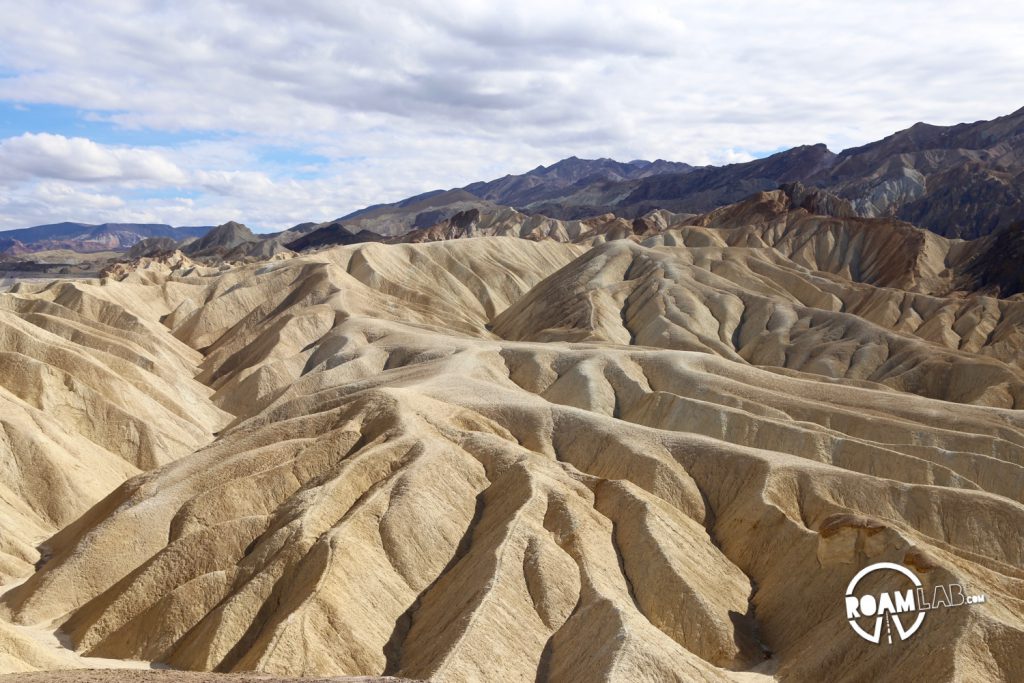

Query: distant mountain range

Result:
[3,106,1022,252]
[0,222,210,255]
[337,106,1024,239]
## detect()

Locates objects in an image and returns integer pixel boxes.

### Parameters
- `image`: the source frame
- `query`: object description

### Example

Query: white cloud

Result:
[0,0,1022,229]
[0,181,125,228]
[0,133,187,183]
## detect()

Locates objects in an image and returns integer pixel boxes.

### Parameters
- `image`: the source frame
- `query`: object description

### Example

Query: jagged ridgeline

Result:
[4,105,1023,263]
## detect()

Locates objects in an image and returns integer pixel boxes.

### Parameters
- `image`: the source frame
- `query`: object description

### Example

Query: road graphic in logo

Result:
[845,561,987,644]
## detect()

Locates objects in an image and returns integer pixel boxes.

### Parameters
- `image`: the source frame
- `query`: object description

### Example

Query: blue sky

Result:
[0,0,1022,232]
[0,103,204,145]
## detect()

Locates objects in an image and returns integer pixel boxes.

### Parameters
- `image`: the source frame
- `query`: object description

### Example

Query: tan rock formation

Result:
[2,217,1023,682]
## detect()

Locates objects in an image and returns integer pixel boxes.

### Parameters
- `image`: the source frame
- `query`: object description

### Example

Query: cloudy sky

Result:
[0,1,1021,231]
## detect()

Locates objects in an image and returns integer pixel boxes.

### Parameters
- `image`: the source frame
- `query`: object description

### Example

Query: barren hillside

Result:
[1,201,1023,682]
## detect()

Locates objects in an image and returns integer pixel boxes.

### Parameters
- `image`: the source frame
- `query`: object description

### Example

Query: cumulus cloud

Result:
[0,133,187,183]
[0,0,1022,229]
[0,181,126,229]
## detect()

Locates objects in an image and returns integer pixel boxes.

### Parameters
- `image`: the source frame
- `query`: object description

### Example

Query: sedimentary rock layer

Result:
[2,222,1023,682]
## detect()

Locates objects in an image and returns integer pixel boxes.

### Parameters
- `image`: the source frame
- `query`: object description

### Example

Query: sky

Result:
[0,1,1022,232]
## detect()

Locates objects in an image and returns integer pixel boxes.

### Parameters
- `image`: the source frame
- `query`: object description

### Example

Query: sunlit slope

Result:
[2,222,1023,681]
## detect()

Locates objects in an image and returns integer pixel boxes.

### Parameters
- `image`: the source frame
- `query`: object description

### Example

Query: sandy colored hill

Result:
[0,671,414,683]
[1,207,1023,681]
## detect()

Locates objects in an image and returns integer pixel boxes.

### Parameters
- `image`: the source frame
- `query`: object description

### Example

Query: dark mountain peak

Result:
[395,189,451,209]
[460,155,693,213]
[285,222,383,251]
[779,142,832,156]
[339,189,451,222]
[540,156,605,178]
[748,144,835,175]
[184,221,256,255]
[837,107,1024,163]
[212,221,254,240]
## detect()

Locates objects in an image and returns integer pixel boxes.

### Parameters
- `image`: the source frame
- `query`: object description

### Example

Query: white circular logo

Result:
[845,562,925,644]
